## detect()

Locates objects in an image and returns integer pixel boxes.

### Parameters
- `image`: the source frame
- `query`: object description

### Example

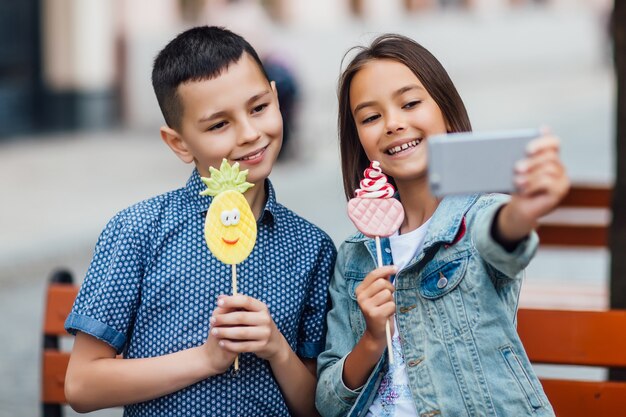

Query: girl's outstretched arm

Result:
[494,132,570,248]
[211,294,320,417]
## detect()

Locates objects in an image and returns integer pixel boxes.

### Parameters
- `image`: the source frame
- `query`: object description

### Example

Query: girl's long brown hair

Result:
[338,34,472,201]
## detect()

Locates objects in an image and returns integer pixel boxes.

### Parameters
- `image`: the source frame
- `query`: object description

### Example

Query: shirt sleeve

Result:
[65,212,150,354]
[297,235,337,358]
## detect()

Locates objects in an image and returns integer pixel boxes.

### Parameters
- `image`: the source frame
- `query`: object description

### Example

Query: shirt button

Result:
[437,272,448,289]
[384,248,391,254]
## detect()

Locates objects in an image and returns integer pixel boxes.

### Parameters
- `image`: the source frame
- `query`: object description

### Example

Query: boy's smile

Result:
[162,53,283,190]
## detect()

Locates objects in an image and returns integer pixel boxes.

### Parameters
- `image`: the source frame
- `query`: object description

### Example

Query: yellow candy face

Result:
[204,190,257,264]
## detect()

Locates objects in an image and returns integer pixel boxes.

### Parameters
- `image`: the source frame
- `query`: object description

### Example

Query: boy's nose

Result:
[238,120,261,144]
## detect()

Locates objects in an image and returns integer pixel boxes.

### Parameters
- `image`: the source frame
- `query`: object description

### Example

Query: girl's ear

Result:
[270,80,280,109]
[160,126,194,164]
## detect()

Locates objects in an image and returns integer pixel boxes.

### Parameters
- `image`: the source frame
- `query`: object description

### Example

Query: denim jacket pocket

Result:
[346,272,367,337]
[418,254,479,339]
[499,345,544,410]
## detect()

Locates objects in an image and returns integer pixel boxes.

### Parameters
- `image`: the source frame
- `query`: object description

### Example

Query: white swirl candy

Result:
[355,161,395,199]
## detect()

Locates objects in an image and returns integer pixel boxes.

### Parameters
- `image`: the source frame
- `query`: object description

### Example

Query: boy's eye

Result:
[252,103,268,114]
[402,100,421,109]
[209,121,228,131]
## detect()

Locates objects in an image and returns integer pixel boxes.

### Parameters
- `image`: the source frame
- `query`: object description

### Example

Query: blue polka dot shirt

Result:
[65,169,337,416]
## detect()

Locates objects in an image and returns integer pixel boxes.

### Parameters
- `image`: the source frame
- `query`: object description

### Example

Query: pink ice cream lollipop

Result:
[348,161,405,237]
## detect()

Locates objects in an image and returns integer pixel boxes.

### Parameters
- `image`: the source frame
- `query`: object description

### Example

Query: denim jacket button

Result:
[436,272,448,289]
[407,358,423,367]
[399,305,416,313]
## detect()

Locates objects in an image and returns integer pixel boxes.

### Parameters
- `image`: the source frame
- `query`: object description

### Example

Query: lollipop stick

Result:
[232,264,239,371]
[375,236,394,365]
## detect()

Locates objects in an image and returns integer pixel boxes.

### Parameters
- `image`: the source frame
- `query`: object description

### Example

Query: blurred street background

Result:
[0,0,615,415]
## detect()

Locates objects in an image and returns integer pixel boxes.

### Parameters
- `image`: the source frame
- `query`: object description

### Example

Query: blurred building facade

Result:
[0,0,606,139]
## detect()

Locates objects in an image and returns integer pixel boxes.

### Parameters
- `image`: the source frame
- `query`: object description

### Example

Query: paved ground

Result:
[0,3,613,415]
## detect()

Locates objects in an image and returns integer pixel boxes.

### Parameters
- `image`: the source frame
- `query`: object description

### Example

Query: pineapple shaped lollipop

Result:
[347,161,404,364]
[201,158,258,370]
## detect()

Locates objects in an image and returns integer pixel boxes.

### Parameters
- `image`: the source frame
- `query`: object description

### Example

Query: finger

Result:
[212,310,272,327]
[515,148,561,175]
[355,266,397,296]
[217,294,268,312]
[212,325,271,342]
[526,135,560,156]
[515,164,566,196]
[218,339,269,353]
[362,287,394,308]
[356,276,395,300]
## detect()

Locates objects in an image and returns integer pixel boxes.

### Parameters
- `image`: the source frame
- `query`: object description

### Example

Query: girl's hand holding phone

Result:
[499,132,570,243]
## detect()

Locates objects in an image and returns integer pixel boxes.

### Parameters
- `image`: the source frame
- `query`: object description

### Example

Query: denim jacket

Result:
[316,194,555,417]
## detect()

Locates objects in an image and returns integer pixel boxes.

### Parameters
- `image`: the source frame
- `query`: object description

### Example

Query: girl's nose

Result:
[385,121,406,136]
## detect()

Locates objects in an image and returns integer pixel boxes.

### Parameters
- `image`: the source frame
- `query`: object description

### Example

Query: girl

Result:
[315,34,568,417]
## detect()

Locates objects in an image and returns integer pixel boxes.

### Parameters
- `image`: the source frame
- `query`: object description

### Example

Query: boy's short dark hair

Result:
[152,26,268,130]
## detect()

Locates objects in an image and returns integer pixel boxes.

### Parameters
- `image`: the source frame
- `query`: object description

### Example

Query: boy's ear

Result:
[160,126,194,164]
[270,80,280,109]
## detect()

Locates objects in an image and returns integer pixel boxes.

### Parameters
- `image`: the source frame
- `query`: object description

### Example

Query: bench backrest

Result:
[536,185,612,247]
[42,270,78,417]
[517,308,626,416]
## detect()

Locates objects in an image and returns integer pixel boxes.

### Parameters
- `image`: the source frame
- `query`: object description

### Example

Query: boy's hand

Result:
[203,303,238,374]
[355,265,397,344]
[210,295,287,363]
[498,132,570,243]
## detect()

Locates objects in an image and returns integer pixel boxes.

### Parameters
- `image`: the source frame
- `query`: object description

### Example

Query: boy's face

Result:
[163,53,283,186]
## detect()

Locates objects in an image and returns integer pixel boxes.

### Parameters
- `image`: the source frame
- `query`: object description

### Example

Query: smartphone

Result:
[427,128,540,197]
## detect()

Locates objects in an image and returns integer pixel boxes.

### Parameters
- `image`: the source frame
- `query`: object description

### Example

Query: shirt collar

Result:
[185,168,277,224]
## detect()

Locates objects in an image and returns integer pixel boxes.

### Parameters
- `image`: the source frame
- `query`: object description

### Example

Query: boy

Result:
[64,26,336,417]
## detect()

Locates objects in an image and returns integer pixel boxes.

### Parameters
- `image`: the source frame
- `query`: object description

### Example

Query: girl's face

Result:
[350,58,448,183]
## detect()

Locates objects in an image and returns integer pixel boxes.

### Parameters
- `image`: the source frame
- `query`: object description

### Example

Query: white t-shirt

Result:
[366,218,431,417]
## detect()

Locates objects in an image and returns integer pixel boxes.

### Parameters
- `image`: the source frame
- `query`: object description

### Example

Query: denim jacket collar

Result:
[345,194,479,250]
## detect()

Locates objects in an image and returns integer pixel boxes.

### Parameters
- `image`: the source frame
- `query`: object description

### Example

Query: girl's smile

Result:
[349,59,448,181]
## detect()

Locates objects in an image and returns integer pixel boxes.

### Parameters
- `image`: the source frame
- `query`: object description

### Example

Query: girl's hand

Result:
[202,302,238,374]
[498,131,570,243]
[210,295,287,363]
[355,265,397,343]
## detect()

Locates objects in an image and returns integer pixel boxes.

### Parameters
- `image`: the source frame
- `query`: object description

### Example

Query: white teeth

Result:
[387,139,421,155]
[239,148,264,161]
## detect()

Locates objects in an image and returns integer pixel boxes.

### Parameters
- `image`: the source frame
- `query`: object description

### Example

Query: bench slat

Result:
[44,284,79,336]
[42,350,70,403]
[559,185,612,208]
[541,379,626,416]
[536,224,608,247]
[518,309,626,367]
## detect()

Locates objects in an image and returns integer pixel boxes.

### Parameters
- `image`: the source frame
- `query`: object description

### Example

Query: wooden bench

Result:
[519,184,626,414]
[41,269,78,417]
[517,308,626,416]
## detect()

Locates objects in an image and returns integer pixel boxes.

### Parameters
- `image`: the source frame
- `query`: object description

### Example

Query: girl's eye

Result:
[252,103,268,114]
[361,114,380,124]
[220,211,231,226]
[231,208,240,225]
[209,121,228,131]
[403,100,421,109]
